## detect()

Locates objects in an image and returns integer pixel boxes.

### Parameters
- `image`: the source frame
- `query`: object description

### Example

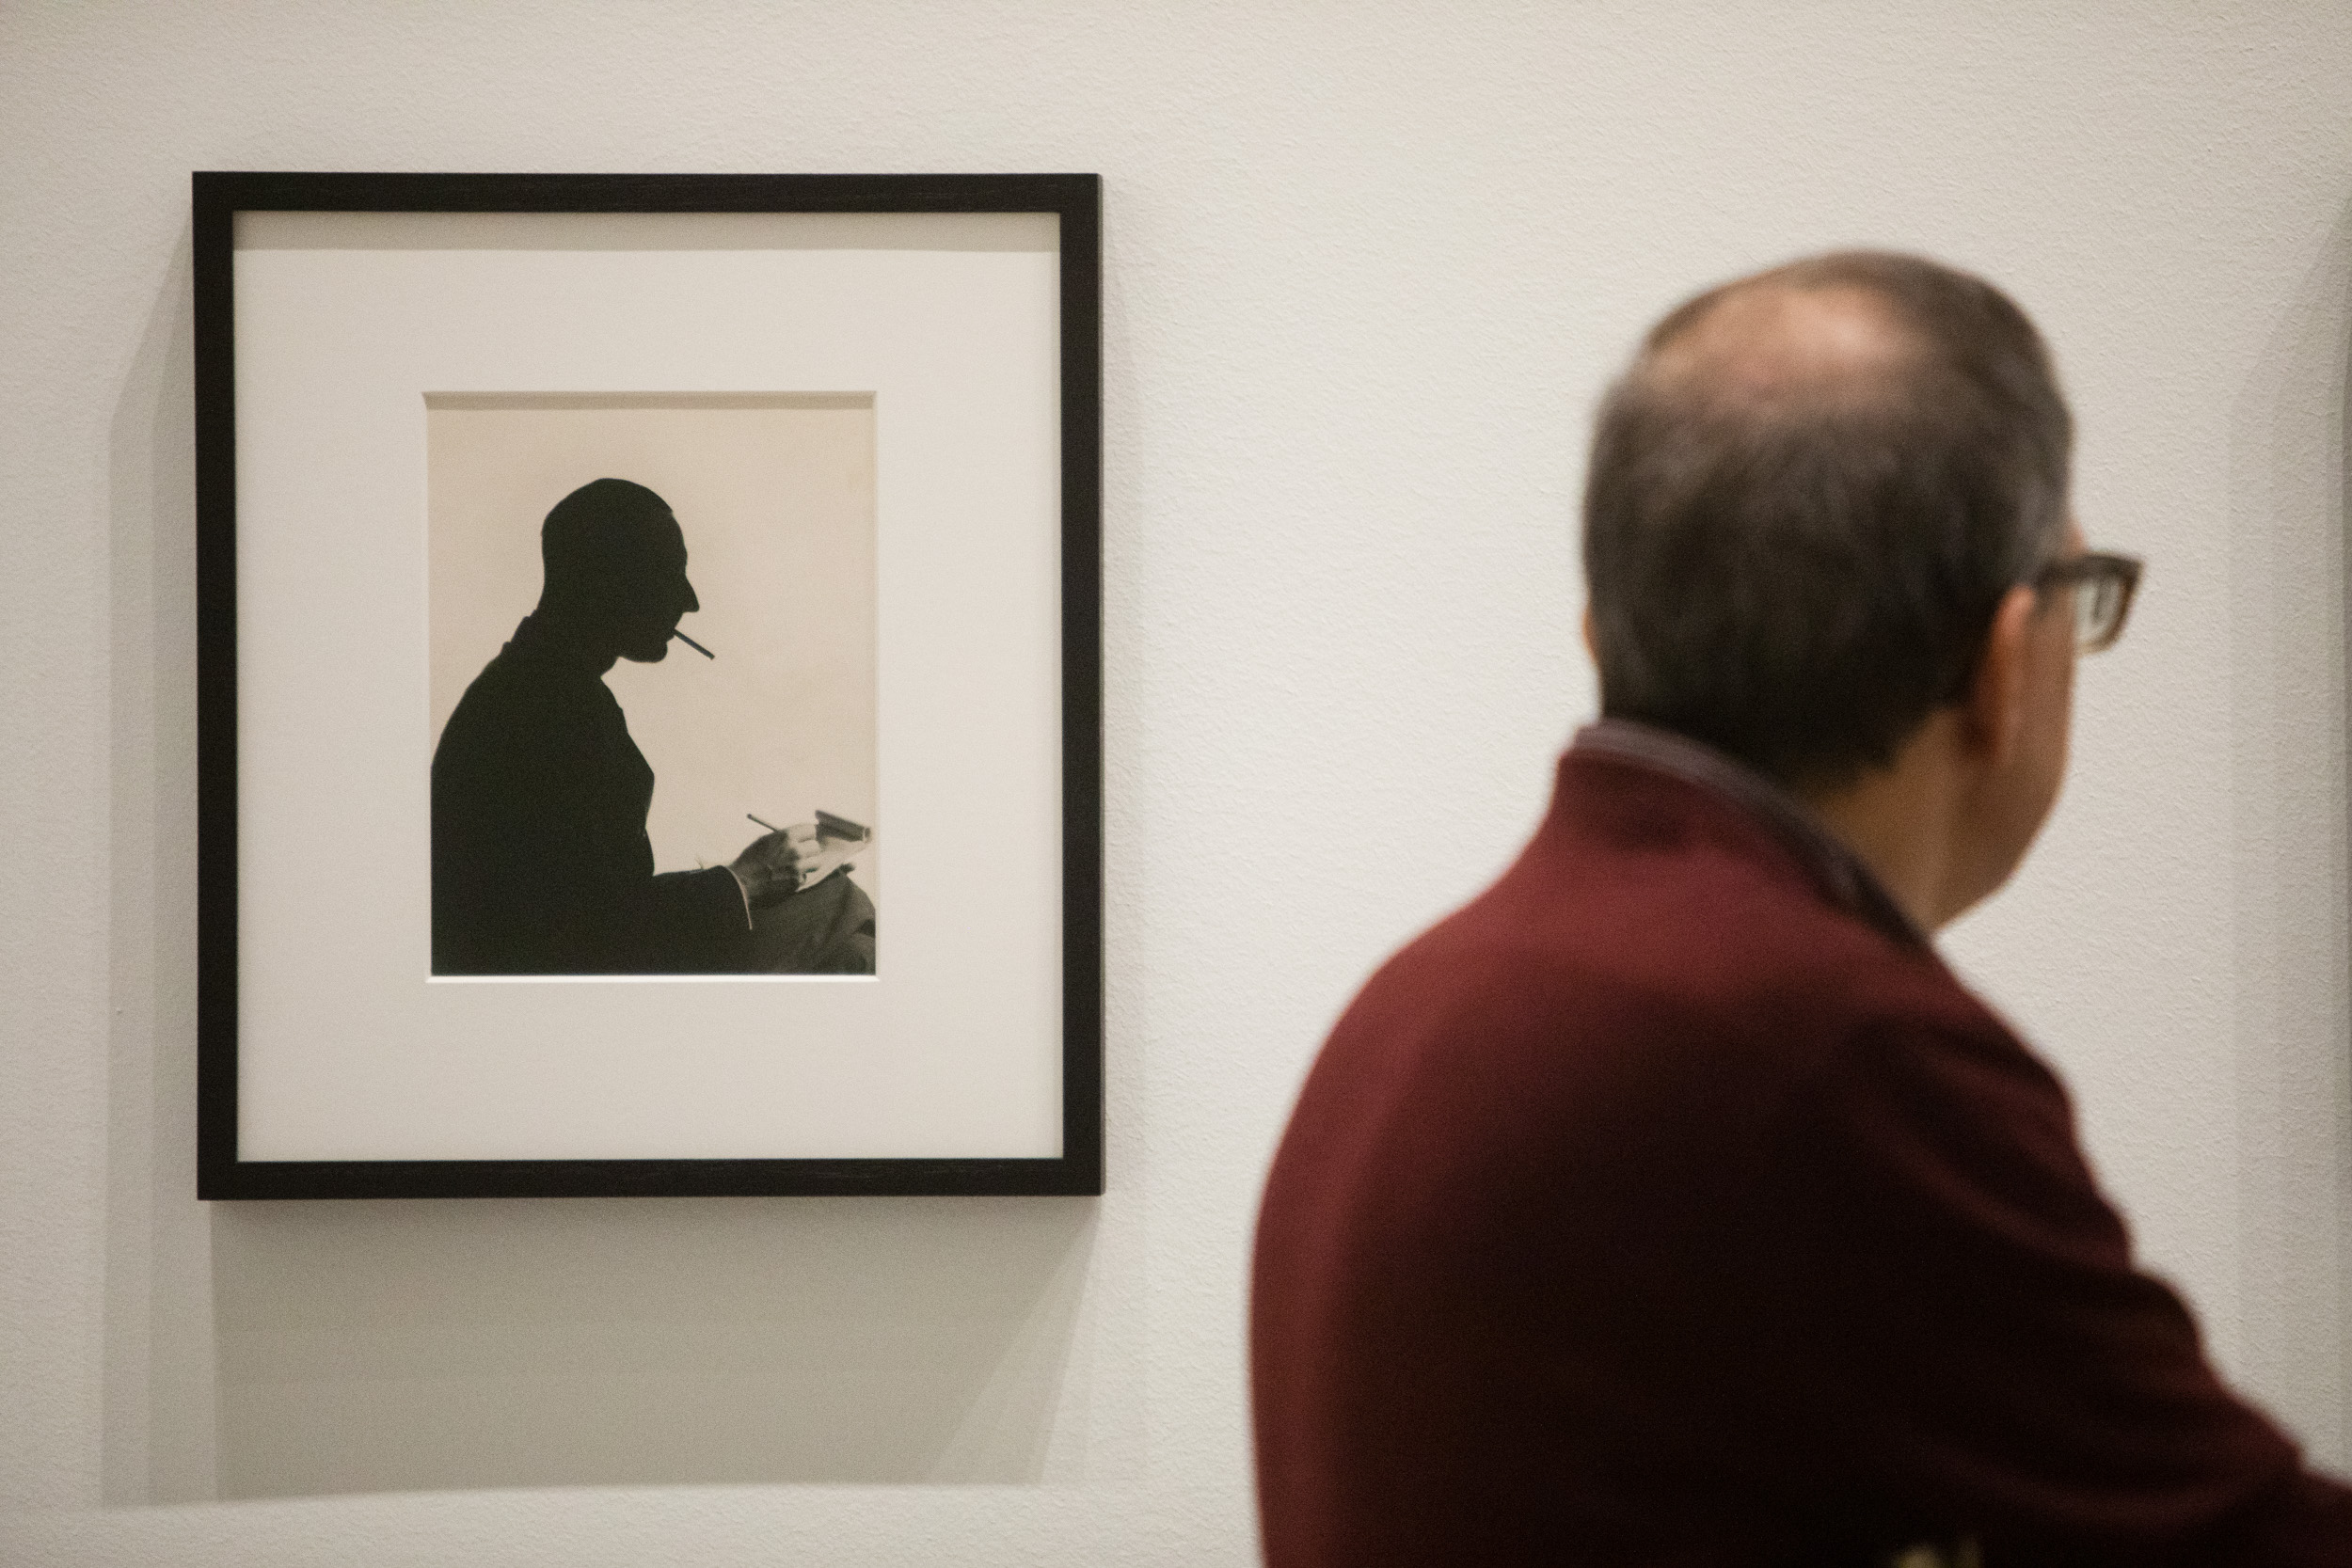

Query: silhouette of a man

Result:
[431,478,818,974]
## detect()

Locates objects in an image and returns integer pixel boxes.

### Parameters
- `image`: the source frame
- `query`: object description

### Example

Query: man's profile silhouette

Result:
[430,477,834,974]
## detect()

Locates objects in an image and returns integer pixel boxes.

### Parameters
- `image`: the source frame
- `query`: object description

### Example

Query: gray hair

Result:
[1582,251,2073,791]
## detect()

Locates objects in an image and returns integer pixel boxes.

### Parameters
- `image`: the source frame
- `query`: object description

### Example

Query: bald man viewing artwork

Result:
[1251,255,2352,1564]
[431,478,872,976]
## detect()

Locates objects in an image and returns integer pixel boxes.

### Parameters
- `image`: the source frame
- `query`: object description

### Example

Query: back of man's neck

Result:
[1799,716,1967,935]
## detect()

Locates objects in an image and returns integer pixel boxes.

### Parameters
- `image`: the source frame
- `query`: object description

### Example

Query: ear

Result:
[1581,606,1597,664]
[1961,584,2040,766]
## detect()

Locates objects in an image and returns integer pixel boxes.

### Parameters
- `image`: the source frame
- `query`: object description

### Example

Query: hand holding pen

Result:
[732,813,870,904]
[729,817,823,905]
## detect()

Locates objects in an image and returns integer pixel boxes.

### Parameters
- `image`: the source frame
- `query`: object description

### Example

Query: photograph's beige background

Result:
[426,395,879,896]
[5,2,2350,1564]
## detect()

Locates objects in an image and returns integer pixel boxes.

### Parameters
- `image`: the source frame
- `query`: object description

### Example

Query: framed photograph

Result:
[194,172,1102,1198]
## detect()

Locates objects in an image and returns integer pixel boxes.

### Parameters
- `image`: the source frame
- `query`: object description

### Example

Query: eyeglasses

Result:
[2032,551,2142,653]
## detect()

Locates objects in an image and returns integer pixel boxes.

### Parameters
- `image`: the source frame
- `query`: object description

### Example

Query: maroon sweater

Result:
[1252,727,2352,1566]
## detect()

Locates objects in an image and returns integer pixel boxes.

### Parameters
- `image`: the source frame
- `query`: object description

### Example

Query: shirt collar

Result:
[1571,718,1928,950]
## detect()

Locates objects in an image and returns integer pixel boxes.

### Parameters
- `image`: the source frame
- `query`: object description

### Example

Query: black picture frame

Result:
[194,171,1103,1199]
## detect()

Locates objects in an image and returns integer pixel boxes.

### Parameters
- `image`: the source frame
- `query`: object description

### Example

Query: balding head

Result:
[1582,251,2073,790]
[1644,282,1915,410]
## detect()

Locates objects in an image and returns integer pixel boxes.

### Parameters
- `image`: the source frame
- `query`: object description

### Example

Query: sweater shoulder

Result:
[1298,775,2024,1195]
[1364,799,1992,1067]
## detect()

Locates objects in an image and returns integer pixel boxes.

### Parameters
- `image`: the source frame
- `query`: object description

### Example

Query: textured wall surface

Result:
[3,2,2348,1563]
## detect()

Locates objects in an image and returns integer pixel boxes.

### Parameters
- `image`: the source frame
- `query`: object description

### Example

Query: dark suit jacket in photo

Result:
[431,616,751,975]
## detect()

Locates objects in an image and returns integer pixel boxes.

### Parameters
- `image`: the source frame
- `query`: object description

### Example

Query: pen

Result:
[750,812,870,842]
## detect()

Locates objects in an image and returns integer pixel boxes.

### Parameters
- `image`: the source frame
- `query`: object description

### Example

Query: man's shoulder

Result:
[1420,766,1964,1007]
[1264,767,2036,1312]
[437,647,622,750]
[1316,763,2006,1130]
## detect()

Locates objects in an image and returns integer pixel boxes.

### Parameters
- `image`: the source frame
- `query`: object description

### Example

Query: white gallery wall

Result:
[3,2,2347,1563]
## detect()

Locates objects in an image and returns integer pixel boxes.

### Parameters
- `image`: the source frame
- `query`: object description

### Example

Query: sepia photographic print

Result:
[427,396,879,978]
[195,172,1102,1198]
